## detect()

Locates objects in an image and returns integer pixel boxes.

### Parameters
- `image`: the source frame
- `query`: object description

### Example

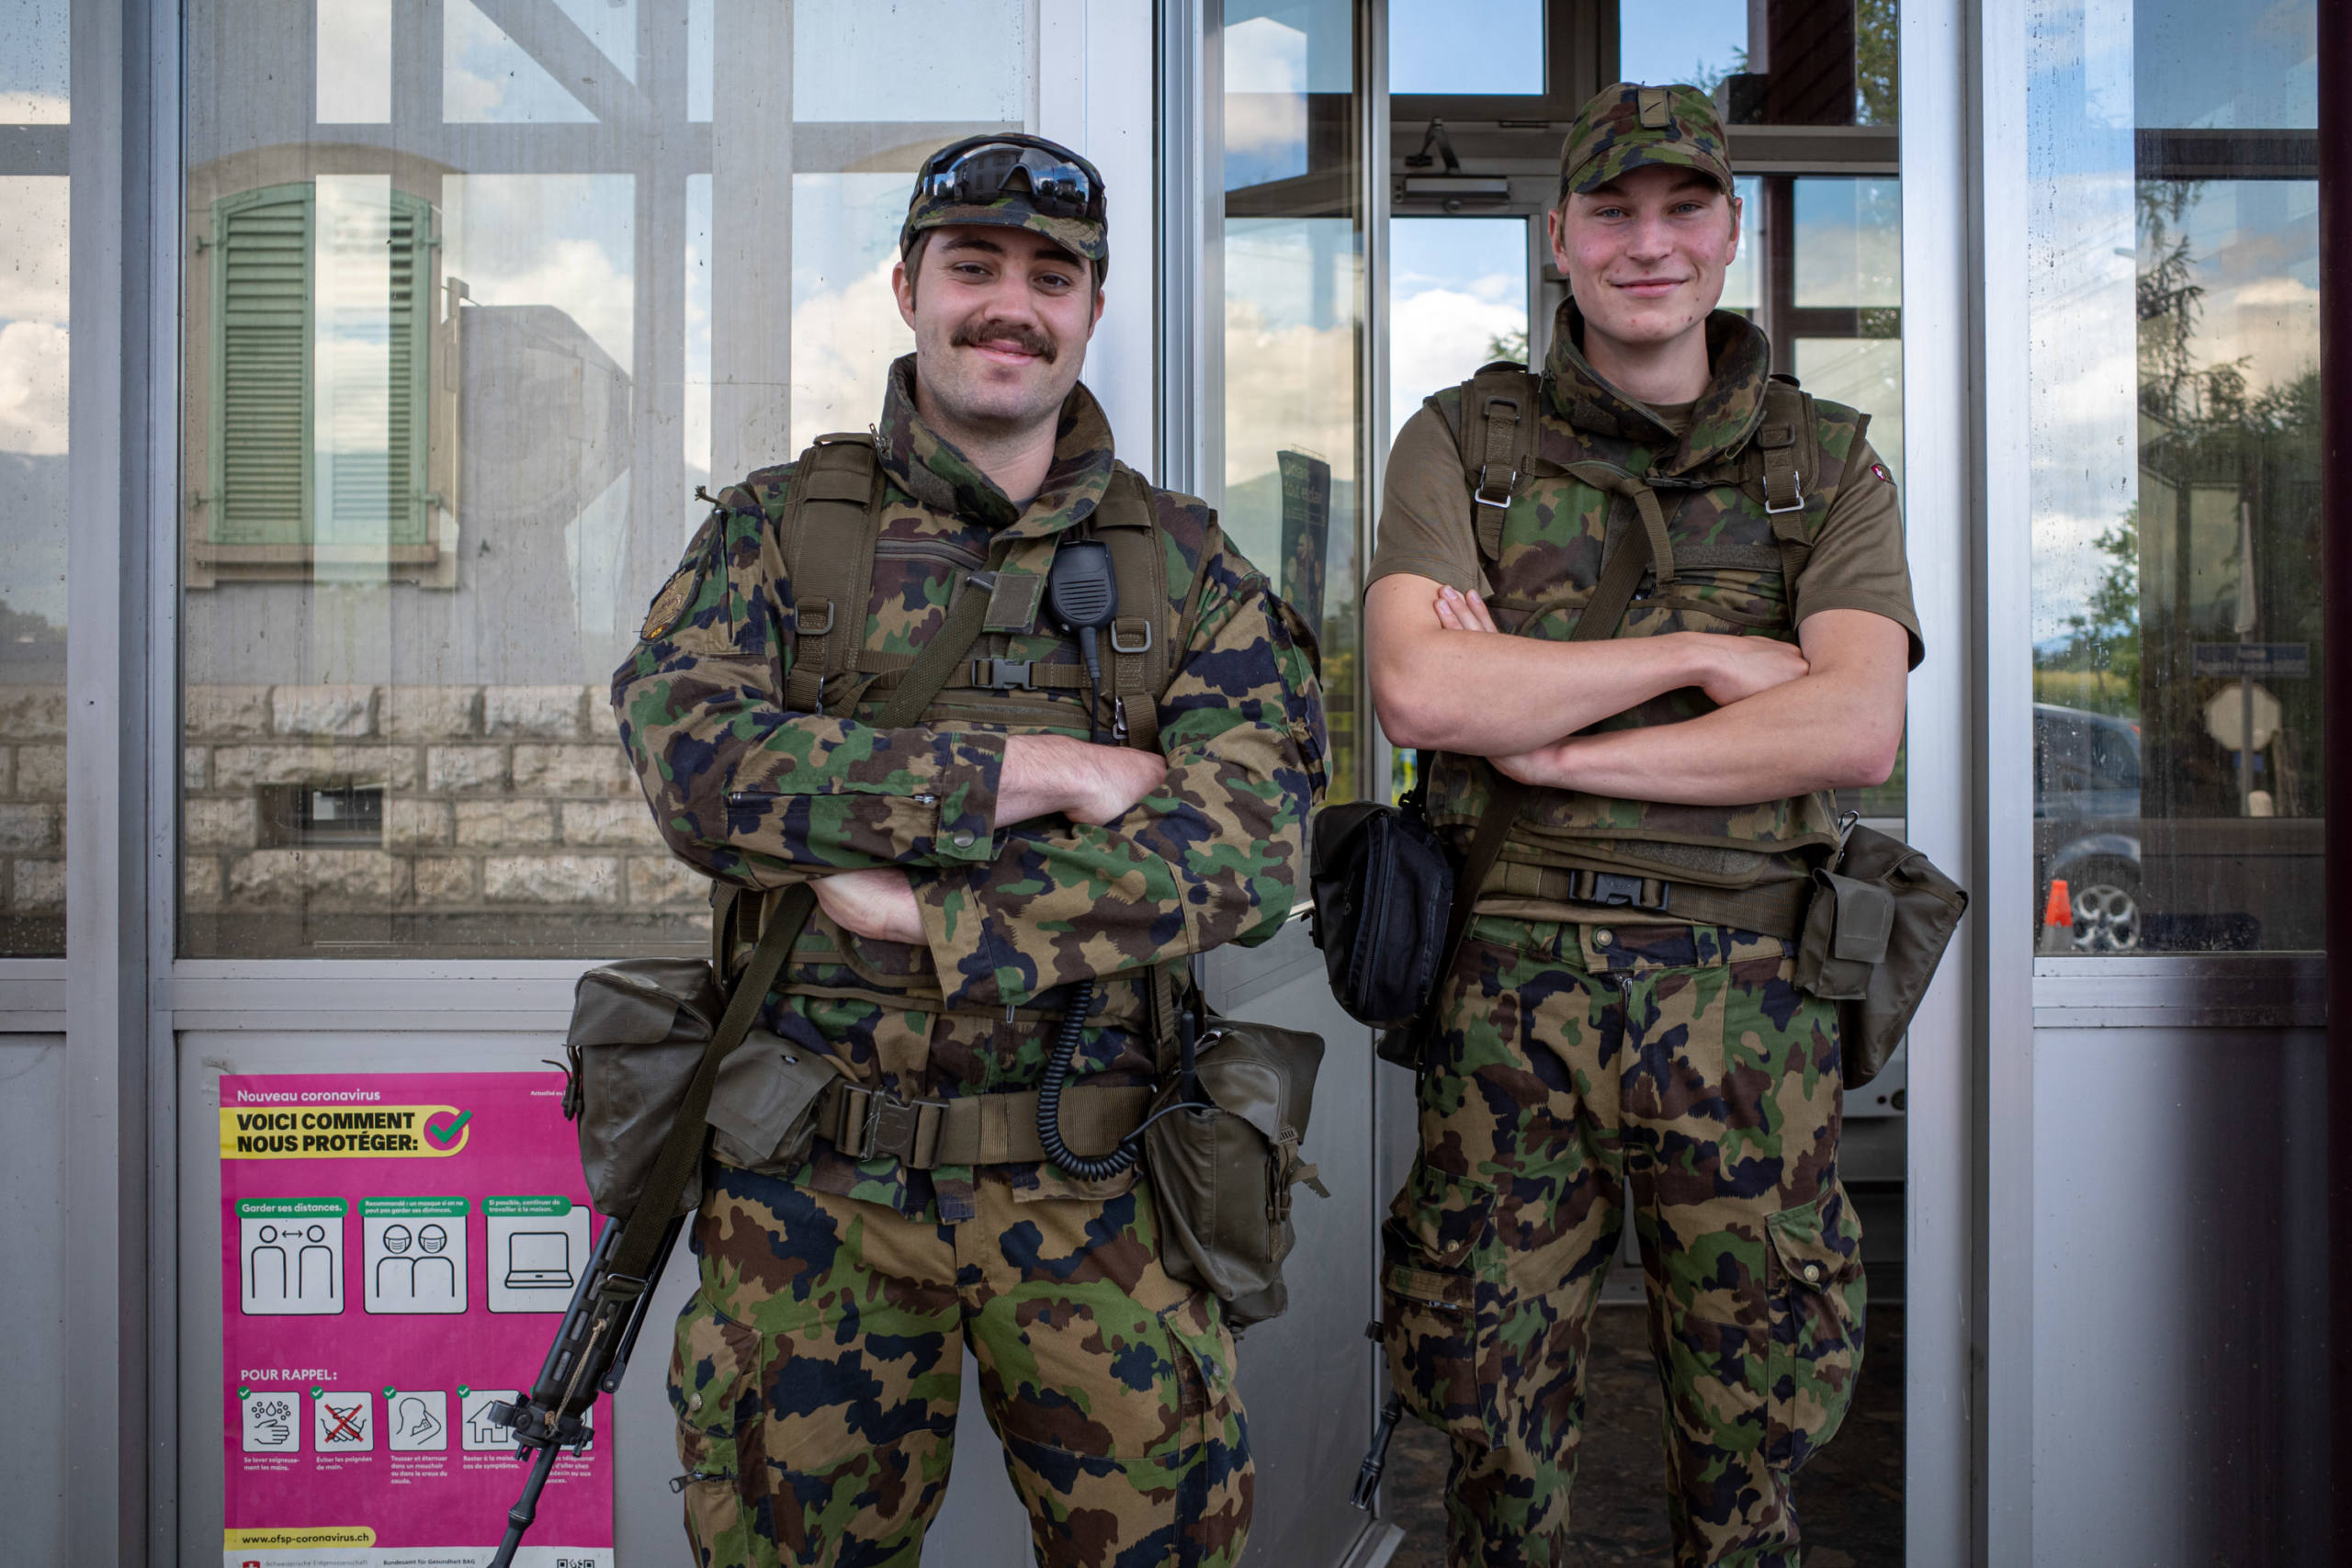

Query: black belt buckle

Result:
[973,658,1033,689]
[1582,871,1670,912]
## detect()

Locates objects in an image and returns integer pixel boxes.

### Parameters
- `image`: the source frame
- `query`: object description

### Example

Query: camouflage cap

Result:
[901,133,1109,276]
[1558,82,1735,199]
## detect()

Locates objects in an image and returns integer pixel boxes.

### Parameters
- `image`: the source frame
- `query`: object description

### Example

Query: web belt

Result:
[812,1077,1153,1170]
[1484,861,1814,940]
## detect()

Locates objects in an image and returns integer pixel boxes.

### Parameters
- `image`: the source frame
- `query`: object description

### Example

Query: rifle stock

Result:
[485,1210,688,1568]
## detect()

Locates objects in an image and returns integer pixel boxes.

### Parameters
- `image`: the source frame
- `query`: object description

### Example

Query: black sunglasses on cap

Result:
[917,135,1106,224]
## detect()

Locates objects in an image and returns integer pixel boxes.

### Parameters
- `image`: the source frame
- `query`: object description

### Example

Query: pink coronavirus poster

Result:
[219,1071,615,1568]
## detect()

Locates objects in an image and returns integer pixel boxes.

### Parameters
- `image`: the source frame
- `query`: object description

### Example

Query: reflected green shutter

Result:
[211,185,313,547]
[387,190,433,548]
[209,183,435,551]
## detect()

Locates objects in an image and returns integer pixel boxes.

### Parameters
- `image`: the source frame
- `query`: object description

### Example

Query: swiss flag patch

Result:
[1870,462,1893,483]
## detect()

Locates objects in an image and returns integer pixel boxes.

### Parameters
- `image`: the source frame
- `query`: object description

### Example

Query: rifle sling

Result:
[1422,519,1658,1048]
[601,575,1003,1295]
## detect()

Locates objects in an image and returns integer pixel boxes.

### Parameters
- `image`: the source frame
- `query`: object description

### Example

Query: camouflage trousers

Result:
[668,1159,1253,1567]
[1381,917,1864,1568]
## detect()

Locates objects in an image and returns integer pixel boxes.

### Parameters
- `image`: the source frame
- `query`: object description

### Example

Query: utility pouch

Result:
[565,960,726,1217]
[706,1032,845,1173]
[1309,793,1455,1031]
[1144,1014,1329,1328]
[564,961,847,1217]
[1795,824,1970,1089]
[1793,871,1894,1001]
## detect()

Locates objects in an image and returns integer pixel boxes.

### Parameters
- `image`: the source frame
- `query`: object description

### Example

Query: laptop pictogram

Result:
[503,1230,575,1290]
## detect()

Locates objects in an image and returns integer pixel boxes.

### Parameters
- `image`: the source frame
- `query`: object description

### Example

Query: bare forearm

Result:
[1365,576,1705,753]
[1532,670,1901,804]
[1377,633,1707,752]
[998,733,1163,826]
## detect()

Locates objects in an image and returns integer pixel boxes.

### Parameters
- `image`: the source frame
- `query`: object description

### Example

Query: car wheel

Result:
[2067,861,2141,953]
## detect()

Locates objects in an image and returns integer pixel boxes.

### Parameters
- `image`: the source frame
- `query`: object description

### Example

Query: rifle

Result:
[483,570,1001,1560]
[483,1209,688,1567]
[481,882,811,1565]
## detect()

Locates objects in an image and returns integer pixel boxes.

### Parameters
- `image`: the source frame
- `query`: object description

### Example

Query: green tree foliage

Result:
[1482,327,1529,365]
[1856,0,1899,125]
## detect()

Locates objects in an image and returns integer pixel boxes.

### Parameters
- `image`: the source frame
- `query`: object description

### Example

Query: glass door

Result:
[1370,1,1913,1560]
[1218,0,1372,805]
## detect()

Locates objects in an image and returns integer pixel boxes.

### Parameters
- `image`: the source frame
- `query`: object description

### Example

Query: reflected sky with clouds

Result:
[0,0,66,121]
[2028,0,2319,643]
[1389,0,1542,96]
[445,0,597,123]
[443,175,637,374]
[1616,0,1747,89]
[1387,218,1526,443]
[0,2,67,633]
[792,0,1023,123]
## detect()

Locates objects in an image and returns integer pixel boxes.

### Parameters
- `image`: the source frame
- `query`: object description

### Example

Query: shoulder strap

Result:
[610,561,1007,1292]
[1411,513,1659,1061]
[1097,465,1170,751]
[1748,378,1824,587]
[1450,362,1544,568]
[780,434,882,716]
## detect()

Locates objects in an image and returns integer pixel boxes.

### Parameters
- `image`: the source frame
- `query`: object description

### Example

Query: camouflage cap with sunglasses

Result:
[901,133,1110,277]
[1558,81,1735,200]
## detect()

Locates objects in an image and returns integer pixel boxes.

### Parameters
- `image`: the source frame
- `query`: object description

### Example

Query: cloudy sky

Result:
[0,3,68,632]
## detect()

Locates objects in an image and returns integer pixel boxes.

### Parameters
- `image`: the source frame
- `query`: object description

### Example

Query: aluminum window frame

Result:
[110,4,1159,1562]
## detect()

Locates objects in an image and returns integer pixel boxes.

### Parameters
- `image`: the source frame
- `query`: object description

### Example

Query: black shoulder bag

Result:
[1309,515,1657,1066]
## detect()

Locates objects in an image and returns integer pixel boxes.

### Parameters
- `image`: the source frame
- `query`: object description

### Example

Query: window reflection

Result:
[182,0,1029,957]
[0,1,68,956]
[1389,0,1542,97]
[1222,0,1362,804]
[1617,0,1897,125]
[1387,218,1529,445]
[2029,0,2322,953]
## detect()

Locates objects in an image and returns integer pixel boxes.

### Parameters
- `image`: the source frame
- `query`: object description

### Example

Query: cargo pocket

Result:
[1378,1159,1498,1446]
[669,1302,768,1562]
[1158,1289,1243,1456]
[1765,1189,1866,1472]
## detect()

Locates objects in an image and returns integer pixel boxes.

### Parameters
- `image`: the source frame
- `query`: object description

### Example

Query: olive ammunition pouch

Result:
[1797,821,1969,1088]
[1144,1006,1329,1327]
[564,960,843,1216]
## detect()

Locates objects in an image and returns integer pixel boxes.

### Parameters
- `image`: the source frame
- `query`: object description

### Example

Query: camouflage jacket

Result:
[612,359,1326,1214]
[1420,303,1872,893]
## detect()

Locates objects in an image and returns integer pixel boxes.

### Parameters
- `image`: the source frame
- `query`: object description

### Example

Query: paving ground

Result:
[1379,1303,1905,1566]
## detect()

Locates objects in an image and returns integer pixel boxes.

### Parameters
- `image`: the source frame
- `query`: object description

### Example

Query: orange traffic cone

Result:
[2039,878,2075,954]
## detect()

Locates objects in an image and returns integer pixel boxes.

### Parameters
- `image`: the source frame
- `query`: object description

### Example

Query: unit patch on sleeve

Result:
[639,562,699,641]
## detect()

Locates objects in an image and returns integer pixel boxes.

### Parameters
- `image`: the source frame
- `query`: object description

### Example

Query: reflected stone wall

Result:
[0,685,65,946]
[180,682,702,957]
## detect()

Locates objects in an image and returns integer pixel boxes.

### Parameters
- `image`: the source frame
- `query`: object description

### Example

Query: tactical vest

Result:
[761,431,1211,750]
[711,432,1217,1027]
[1424,360,1871,897]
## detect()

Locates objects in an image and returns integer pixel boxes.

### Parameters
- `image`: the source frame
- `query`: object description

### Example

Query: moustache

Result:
[951,317,1057,363]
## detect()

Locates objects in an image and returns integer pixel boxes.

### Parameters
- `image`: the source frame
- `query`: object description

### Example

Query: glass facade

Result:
[1388,0,1544,97]
[2029,0,2321,953]
[1221,0,1366,803]
[0,0,67,956]
[179,0,1030,957]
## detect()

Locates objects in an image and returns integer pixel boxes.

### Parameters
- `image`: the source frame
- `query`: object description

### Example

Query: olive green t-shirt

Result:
[1370,397,1927,667]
